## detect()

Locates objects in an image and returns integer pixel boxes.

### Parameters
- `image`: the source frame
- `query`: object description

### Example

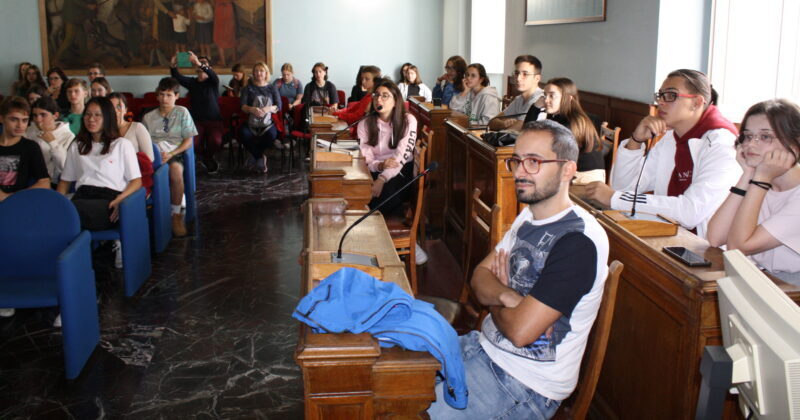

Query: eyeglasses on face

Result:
[653,91,699,103]
[372,92,393,101]
[738,132,777,146]
[505,156,568,174]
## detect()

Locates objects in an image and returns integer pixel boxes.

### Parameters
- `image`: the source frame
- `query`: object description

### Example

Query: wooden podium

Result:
[295,199,438,419]
[308,144,373,210]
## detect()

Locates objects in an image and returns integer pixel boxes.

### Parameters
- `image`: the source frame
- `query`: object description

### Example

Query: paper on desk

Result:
[316,138,360,151]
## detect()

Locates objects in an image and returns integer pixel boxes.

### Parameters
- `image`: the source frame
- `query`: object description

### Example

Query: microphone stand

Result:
[629,139,652,218]
[333,162,438,264]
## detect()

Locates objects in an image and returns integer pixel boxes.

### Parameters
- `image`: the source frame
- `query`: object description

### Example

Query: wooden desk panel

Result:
[408,98,468,231]
[309,106,350,138]
[308,145,372,210]
[569,186,800,419]
[295,199,439,419]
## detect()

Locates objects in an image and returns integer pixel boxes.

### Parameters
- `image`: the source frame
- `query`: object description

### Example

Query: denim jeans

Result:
[240,124,278,160]
[427,331,560,419]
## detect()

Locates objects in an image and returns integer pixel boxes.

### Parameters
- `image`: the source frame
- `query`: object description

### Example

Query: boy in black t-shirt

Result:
[0,96,50,202]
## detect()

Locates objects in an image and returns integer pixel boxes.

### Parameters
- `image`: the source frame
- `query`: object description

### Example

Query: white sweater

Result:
[25,122,75,183]
[609,128,741,238]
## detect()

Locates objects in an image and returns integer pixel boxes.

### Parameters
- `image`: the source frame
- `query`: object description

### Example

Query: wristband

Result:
[729,186,746,196]
[749,180,772,191]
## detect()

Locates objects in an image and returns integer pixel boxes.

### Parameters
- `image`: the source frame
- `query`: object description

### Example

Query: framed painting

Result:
[39,0,272,75]
[525,0,606,26]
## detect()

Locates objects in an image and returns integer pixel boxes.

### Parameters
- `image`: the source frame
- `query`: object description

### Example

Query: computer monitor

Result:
[717,250,800,419]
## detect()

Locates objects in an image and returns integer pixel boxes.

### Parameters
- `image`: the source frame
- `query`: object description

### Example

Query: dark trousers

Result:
[369,161,415,216]
[240,124,278,160]
[71,185,121,230]
[195,120,224,160]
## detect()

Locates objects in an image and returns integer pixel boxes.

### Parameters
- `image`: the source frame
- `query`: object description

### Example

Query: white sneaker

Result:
[415,243,429,265]
[53,314,62,328]
[113,240,123,269]
[0,308,15,317]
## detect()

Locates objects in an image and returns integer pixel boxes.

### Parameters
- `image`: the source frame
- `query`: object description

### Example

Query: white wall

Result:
[1,0,444,98]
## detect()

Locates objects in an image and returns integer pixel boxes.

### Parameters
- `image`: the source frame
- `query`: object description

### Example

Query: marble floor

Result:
[0,159,309,418]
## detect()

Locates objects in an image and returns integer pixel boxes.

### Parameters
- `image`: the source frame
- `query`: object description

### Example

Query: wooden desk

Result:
[308,144,372,210]
[569,185,800,419]
[443,120,518,268]
[295,199,439,419]
[309,106,351,137]
[408,98,469,231]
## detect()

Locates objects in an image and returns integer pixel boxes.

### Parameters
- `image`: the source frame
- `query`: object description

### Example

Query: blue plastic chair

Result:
[152,142,197,224]
[149,144,172,253]
[0,189,99,379]
[90,188,152,297]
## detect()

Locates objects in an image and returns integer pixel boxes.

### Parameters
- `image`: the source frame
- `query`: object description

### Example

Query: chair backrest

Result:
[599,122,621,185]
[0,189,80,278]
[143,92,156,102]
[408,128,431,243]
[559,260,623,420]
[337,90,346,106]
[152,143,163,168]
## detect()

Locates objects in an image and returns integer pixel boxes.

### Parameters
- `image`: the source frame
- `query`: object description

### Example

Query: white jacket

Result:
[609,128,741,238]
[398,82,433,102]
[25,122,75,183]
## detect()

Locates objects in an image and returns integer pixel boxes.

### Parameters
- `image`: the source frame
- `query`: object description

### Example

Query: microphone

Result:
[333,161,438,263]
[629,138,654,218]
[328,105,383,152]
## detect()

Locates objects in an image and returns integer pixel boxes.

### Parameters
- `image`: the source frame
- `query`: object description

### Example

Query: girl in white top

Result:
[398,65,432,102]
[357,78,417,215]
[108,92,154,161]
[57,97,142,228]
[708,99,800,284]
[27,96,74,184]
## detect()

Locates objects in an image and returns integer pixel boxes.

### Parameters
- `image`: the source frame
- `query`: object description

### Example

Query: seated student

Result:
[57,97,141,276]
[90,77,112,98]
[0,96,52,319]
[348,66,367,103]
[46,67,70,113]
[108,93,154,161]
[708,99,800,285]
[87,62,105,82]
[170,51,223,173]
[583,69,740,238]
[461,63,501,125]
[398,65,433,102]
[142,77,197,237]
[335,66,381,126]
[428,120,609,419]
[25,84,48,106]
[398,62,412,85]
[357,78,417,216]
[27,96,75,186]
[302,62,338,111]
[62,78,89,135]
[273,63,303,110]
[489,55,545,132]
[9,61,31,96]
[433,55,467,106]
[524,78,605,183]
[13,64,45,97]
[239,62,281,174]
[224,63,249,98]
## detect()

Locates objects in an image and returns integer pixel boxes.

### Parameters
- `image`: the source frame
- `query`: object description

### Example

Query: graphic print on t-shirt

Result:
[483,211,585,362]
[0,155,20,187]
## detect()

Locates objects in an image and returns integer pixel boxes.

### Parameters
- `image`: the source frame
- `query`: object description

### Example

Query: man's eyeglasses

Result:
[738,132,777,146]
[505,156,568,174]
[513,71,537,79]
[653,91,699,103]
[372,92,393,101]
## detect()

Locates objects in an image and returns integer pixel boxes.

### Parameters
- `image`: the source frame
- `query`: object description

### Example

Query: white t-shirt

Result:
[751,184,800,275]
[479,204,609,401]
[61,138,141,192]
[173,14,190,33]
[193,2,214,23]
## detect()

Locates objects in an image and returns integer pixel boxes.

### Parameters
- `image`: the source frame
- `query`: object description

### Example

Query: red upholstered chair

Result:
[143,92,156,102]
[337,90,346,108]
[218,96,244,167]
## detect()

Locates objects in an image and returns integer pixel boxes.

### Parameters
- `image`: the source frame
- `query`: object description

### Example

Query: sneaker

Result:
[53,314,62,328]
[172,213,188,237]
[273,139,284,150]
[415,243,429,265]
[113,240,123,269]
[203,156,219,174]
[0,308,15,317]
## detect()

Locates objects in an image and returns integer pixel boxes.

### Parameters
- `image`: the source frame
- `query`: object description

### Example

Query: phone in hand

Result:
[662,246,712,267]
[177,52,192,68]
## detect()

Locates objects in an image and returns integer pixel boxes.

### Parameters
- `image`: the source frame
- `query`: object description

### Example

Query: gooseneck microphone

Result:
[333,161,438,263]
[328,105,383,152]
[629,138,653,218]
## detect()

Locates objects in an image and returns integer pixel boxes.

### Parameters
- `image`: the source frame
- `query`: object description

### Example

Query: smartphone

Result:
[662,246,711,267]
[177,52,192,68]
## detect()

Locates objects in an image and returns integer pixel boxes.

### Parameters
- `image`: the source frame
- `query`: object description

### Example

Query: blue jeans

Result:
[427,331,560,419]
[240,124,278,160]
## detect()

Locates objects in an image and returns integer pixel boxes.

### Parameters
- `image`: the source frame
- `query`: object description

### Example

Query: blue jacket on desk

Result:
[293,267,468,409]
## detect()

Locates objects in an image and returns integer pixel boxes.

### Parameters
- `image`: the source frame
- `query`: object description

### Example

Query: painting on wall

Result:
[525,0,606,26]
[39,0,272,75]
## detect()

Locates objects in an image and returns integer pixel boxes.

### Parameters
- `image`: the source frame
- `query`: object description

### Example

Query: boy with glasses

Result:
[142,77,198,237]
[488,55,545,131]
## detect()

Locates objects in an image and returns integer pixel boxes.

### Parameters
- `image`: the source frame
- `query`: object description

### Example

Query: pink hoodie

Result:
[357,114,417,181]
